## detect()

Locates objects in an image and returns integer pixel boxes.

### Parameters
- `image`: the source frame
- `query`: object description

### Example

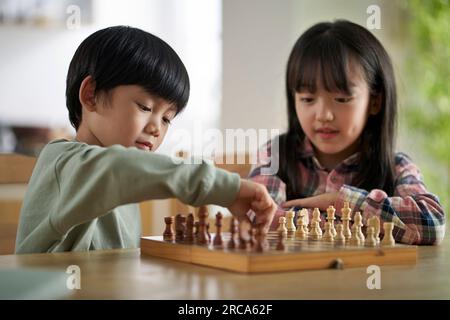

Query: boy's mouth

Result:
[135,141,153,151]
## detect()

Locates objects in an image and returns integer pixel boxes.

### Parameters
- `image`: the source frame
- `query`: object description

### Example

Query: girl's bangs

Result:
[290,37,354,95]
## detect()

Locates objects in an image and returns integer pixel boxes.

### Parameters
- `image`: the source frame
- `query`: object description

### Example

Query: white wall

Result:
[0,0,222,156]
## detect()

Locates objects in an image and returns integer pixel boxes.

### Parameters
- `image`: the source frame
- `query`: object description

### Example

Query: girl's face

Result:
[79,84,176,152]
[295,63,377,169]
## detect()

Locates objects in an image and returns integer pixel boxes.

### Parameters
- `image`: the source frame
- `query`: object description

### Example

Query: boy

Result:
[15,26,275,253]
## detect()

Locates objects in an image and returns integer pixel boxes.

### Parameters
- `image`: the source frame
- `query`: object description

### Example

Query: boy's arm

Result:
[53,144,241,235]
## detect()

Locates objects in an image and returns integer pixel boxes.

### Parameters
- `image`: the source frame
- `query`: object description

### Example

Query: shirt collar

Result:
[298,137,360,170]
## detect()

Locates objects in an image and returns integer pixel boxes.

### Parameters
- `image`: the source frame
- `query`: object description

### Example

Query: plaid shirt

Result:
[248,138,445,245]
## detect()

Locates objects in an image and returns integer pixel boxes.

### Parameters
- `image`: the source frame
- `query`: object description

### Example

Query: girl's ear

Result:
[369,94,382,115]
[79,75,97,112]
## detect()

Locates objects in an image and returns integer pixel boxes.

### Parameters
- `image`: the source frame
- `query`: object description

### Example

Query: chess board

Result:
[140,232,417,273]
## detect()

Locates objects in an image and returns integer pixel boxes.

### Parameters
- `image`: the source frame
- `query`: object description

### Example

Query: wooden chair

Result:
[0,153,37,254]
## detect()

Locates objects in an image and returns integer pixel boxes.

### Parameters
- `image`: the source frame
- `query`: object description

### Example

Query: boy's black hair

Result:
[66,26,190,130]
[279,20,397,198]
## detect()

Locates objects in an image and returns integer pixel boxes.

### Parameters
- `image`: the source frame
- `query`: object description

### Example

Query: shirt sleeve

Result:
[52,143,241,235]
[247,141,287,229]
[335,153,446,245]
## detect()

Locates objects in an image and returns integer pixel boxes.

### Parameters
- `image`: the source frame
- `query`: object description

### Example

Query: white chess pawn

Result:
[370,216,381,244]
[334,224,346,244]
[311,221,322,240]
[381,222,395,246]
[295,217,307,240]
[326,205,337,237]
[341,202,352,240]
[312,208,322,237]
[353,211,365,245]
[365,226,377,247]
[277,217,288,238]
[285,210,296,236]
[349,224,361,246]
[322,222,334,242]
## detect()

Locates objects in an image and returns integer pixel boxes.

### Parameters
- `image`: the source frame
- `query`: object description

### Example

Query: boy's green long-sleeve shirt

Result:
[15,139,241,254]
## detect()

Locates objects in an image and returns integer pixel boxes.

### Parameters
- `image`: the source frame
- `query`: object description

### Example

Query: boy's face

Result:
[78,83,176,151]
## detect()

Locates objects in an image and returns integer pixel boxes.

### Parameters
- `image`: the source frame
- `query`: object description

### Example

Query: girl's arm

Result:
[335,153,445,245]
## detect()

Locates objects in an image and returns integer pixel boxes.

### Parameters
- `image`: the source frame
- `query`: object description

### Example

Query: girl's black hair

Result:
[66,26,190,130]
[279,20,397,199]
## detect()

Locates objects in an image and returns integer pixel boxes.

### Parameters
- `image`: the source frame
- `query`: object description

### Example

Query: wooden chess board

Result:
[140,232,417,273]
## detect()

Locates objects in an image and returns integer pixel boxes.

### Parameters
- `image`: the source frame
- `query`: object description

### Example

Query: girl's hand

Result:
[282,192,339,211]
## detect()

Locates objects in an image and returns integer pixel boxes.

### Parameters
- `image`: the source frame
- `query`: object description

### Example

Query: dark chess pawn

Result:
[213,212,223,247]
[175,214,186,243]
[185,213,194,244]
[163,216,174,241]
[276,229,286,251]
[227,217,237,249]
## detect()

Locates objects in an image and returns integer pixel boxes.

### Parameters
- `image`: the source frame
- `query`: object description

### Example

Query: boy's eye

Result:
[335,97,353,103]
[162,117,172,125]
[138,103,152,112]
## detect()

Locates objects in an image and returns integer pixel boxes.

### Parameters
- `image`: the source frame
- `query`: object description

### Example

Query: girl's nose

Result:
[315,100,334,122]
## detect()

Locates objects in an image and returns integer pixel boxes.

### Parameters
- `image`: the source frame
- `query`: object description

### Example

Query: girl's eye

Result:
[138,103,152,112]
[162,117,172,125]
[335,97,353,103]
[300,97,315,103]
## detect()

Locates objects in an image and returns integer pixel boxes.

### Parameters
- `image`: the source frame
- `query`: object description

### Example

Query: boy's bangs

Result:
[290,36,353,95]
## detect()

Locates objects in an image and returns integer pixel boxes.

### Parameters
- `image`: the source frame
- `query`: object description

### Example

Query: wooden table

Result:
[0,233,448,300]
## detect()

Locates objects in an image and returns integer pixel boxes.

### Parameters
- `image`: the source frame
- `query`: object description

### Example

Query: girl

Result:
[249,20,445,245]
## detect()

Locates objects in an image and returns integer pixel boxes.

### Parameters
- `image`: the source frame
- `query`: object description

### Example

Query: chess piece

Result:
[213,212,223,247]
[185,213,194,244]
[349,224,361,246]
[310,221,322,240]
[365,226,377,247]
[227,217,237,249]
[285,210,296,236]
[175,214,186,243]
[311,208,322,237]
[381,222,395,246]
[322,222,334,242]
[238,222,248,250]
[353,211,365,245]
[341,202,352,240]
[163,216,174,241]
[206,222,211,242]
[194,221,199,238]
[369,216,381,244]
[326,205,337,237]
[299,208,309,235]
[197,206,209,245]
[295,216,307,240]
[276,229,286,251]
[334,224,346,244]
[248,227,256,248]
[277,217,288,238]
[254,224,269,252]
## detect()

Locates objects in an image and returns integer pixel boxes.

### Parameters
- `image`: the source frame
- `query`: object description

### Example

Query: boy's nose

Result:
[145,120,160,137]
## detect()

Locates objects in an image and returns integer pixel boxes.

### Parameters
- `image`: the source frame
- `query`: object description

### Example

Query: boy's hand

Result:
[227,179,276,232]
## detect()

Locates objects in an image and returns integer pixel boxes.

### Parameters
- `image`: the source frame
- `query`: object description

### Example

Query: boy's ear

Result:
[79,75,97,111]
[369,94,382,115]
